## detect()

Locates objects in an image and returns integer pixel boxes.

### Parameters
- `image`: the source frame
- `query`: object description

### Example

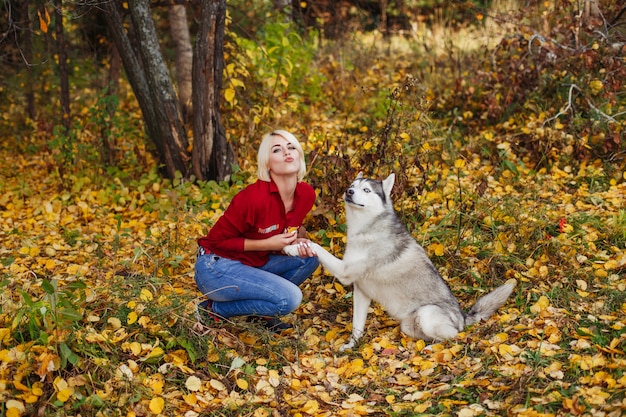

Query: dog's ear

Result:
[356,171,364,179]
[382,173,395,197]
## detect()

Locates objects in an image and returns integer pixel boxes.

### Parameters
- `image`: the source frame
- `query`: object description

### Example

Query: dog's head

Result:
[344,172,395,215]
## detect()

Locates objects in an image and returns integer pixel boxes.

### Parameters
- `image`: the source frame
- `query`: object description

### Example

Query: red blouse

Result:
[198,179,316,267]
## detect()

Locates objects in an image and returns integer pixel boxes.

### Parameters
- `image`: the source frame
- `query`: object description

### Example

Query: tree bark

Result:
[22,0,36,119]
[54,0,71,133]
[169,4,193,123]
[128,0,190,178]
[192,0,233,181]
[103,0,160,153]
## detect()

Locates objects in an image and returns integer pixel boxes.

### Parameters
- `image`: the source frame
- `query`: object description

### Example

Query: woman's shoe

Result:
[247,316,292,332]
[195,300,221,324]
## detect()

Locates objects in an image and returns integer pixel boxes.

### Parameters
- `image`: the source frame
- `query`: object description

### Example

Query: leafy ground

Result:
[2,5,626,417]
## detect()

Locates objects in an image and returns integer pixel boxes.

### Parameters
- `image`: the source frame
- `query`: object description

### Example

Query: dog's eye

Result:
[363,188,371,193]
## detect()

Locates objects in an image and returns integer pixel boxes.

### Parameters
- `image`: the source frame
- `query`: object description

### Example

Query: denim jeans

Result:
[194,252,319,318]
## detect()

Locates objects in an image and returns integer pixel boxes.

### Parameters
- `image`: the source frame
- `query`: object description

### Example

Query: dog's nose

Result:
[346,188,354,196]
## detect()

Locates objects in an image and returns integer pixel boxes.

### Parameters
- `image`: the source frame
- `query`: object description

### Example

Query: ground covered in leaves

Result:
[1,128,625,416]
[2,5,626,417]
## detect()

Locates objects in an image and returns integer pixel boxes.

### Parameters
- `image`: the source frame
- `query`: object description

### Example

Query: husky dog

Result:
[285,172,516,351]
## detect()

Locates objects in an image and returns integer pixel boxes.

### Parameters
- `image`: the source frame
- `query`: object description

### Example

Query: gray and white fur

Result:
[285,172,516,351]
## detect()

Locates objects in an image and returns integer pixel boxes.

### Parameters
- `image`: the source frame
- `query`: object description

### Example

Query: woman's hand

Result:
[290,238,317,257]
[262,230,299,251]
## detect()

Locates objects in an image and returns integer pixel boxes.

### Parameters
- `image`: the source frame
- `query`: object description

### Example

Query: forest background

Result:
[1,0,626,416]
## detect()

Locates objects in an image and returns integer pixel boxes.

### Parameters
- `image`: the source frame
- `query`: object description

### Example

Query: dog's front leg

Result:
[340,284,371,352]
[284,242,352,282]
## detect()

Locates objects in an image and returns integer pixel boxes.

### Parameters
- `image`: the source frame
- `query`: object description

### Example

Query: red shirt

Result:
[198,179,316,267]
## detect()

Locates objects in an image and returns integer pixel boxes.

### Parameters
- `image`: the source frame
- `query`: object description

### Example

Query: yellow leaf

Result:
[107,317,122,329]
[127,311,138,325]
[301,399,320,414]
[589,79,603,95]
[325,329,338,343]
[268,369,280,387]
[363,141,373,150]
[57,388,73,402]
[492,332,508,343]
[454,158,466,168]
[6,399,25,417]
[236,378,249,390]
[594,269,608,278]
[185,375,202,392]
[361,345,374,360]
[224,88,236,104]
[53,377,73,402]
[140,288,153,302]
[530,295,550,313]
[498,344,516,357]
[140,346,164,363]
[209,379,226,391]
[128,342,141,356]
[254,409,270,417]
[349,358,364,374]
[6,408,21,417]
[429,243,445,256]
[138,316,150,327]
[415,339,426,351]
[148,375,164,394]
[149,397,165,414]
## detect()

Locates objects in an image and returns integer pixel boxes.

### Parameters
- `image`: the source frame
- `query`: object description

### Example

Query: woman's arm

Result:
[244,230,298,252]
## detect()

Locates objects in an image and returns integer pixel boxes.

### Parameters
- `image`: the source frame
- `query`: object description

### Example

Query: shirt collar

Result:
[268,179,300,203]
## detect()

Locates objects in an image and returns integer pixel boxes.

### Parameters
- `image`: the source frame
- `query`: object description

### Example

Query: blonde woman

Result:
[194,130,318,332]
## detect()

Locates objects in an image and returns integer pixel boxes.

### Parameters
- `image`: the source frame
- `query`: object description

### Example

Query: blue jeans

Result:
[194,253,319,318]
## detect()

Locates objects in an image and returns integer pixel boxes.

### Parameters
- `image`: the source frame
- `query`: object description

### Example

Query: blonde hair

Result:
[257,130,307,182]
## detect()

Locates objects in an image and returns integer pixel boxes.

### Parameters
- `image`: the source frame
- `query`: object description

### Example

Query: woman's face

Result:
[268,135,300,178]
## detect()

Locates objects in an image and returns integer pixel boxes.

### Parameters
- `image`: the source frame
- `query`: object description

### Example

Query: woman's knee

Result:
[281,287,303,315]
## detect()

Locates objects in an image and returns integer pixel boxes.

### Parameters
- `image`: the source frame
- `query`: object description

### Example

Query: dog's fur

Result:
[285,173,516,351]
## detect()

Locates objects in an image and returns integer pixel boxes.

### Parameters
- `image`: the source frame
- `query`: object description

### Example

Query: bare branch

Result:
[543,84,581,126]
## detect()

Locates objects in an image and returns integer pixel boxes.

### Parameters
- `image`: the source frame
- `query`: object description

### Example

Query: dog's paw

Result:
[282,244,300,257]
[339,339,356,352]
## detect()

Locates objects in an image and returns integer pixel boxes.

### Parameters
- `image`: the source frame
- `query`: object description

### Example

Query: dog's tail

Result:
[465,279,517,326]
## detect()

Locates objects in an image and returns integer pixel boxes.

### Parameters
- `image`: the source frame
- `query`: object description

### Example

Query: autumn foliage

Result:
[1,2,626,417]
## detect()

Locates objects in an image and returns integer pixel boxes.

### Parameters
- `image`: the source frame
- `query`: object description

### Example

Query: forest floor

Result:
[2,10,626,417]
[1,121,625,416]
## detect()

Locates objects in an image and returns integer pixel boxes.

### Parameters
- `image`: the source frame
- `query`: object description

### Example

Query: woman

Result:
[194,130,319,332]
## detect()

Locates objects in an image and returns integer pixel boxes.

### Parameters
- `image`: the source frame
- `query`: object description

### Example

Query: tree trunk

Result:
[169,4,193,123]
[103,0,161,158]
[103,0,190,179]
[102,39,122,166]
[54,0,71,133]
[192,0,234,181]
[128,0,190,178]
[22,0,36,119]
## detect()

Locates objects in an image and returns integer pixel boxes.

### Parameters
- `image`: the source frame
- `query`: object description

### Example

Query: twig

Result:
[585,98,623,123]
[543,84,581,126]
